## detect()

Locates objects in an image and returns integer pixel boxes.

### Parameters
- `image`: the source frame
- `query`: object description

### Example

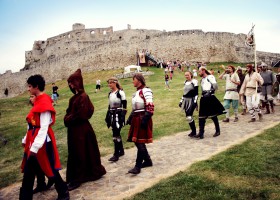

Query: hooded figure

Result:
[64,69,106,191]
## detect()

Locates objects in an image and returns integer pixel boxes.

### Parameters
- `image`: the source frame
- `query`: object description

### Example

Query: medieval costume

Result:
[240,64,264,122]
[127,74,154,174]
[64,69,106,191]
[259,67,276,114]
[195,67,225,139]
[219,66,240,122]
[105,77,127,162]
[179,77,198,137]
[20,89,68,199]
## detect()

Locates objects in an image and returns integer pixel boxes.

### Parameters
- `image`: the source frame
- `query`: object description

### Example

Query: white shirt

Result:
[30,111,52,153]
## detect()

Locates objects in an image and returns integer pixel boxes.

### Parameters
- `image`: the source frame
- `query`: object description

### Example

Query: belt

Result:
[226,89,237,92]
[133,109,145,113]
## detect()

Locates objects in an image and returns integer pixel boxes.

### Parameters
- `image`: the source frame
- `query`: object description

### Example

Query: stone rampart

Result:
[1,24,280,99]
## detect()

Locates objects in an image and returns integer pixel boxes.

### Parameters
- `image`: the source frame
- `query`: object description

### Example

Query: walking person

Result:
[105,77,127,162]
[126,73,154,174]
[219,65,240,122]
[51,83,59,105]
[179,71,198,137]
[95,78,101,93]
[21,95,54,194]
[64,69,106,191]
[259,64,276,114]
[20,75,69,200]
[240,64,264,122]
[237,66,247,115]
[194,67,225,139]
[164,73,170,90]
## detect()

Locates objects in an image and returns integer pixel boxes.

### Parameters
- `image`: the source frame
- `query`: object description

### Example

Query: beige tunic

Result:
[240,72,264,96]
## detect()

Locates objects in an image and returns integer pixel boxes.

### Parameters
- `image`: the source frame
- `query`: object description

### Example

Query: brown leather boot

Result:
[264,104,270,114]
[241,109,246,115]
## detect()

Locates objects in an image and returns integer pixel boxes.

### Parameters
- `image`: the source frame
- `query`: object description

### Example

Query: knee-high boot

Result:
[212,116,220,137]
[188,120,197,137]
[195,118,205,139]
[108,140,119,162]
[269,100,274,113]
[265,103,270,114]
[118,137,125,156]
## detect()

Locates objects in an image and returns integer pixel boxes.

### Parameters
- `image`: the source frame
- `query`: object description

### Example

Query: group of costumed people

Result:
[179,63,276,140]
[20,69,154,200]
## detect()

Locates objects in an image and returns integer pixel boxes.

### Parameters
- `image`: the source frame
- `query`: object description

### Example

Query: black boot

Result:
[195,118,205,139]
[118,139,125,157]
[188,120,197,137]
[212,116,220,137]
[265,103,270,114]
[269,101,274,113]
[108,140,119,162]
[142,158,153,168]
[128,166,141,174]
[141,148,153,168]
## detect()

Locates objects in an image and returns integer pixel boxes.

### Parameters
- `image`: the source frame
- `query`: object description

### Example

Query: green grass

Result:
[0,63,278,189]
[127,124,280,200]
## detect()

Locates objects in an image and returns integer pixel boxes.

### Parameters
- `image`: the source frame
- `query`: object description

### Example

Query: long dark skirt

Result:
[67,121,106,184]
[199,95,225,118]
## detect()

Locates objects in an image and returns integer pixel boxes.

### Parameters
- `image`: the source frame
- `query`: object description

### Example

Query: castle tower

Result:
[72,23,85,30]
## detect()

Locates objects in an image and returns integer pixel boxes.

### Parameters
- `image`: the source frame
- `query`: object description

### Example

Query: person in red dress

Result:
[20,74,69,200]
[127,73,154,174]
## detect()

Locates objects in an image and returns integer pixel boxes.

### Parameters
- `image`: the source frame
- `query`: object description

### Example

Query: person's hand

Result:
[29,151,36,157]
[179,102,182,108]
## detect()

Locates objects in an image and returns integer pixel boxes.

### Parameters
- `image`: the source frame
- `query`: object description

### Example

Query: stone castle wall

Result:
[1,23,280,99]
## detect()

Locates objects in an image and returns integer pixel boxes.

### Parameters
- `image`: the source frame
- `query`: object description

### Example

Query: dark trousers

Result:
[199,116,220,136]
[20,156,67,200]
[135,143,150,168]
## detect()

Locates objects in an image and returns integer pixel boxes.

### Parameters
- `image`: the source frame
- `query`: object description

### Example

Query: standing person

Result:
[169,63,173,81]
[105,77,127,162]
[20,75,69,200]
[95,78,101,93]
[194,67,225,139]
[179,71,198,137]
[21,95,54,194]
[237,66,247,115]
[51,83,59,105]
[126,73,154,174]
[219,65,240,122]
[64,69,106,191]
[164,73,170,90]
[259,64,276,114]
[240,64,264,122]
[192,68,198,79]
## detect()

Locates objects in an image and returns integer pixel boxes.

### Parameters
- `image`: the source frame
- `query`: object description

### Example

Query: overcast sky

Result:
[0,0,279,74]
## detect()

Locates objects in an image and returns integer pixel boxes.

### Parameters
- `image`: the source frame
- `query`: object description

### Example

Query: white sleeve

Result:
[143,88,153,103]
[119,90,126,100]
[208,75,217,84]
[30,111,51,153]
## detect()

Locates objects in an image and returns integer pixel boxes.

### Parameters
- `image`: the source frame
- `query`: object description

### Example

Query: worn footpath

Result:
[1,106,279,200]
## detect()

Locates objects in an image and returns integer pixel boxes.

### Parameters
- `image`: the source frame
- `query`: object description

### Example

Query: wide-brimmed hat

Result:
[199,66,210,75]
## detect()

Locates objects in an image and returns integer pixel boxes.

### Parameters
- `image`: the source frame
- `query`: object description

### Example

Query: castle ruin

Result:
[1,23,280,98]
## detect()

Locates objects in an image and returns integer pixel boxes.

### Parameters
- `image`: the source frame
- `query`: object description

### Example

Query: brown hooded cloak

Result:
[64,69,106,184]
